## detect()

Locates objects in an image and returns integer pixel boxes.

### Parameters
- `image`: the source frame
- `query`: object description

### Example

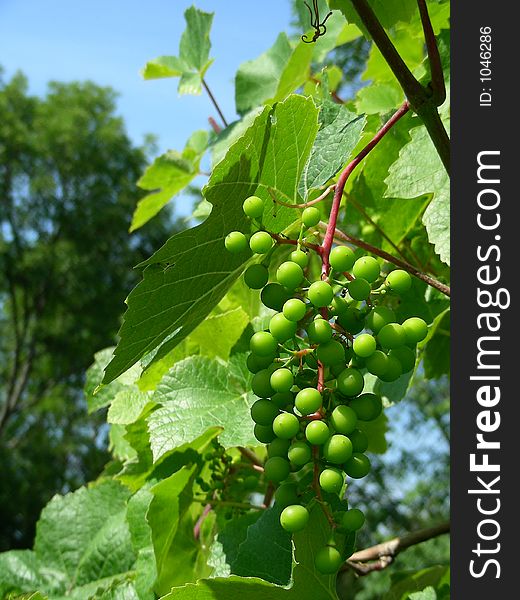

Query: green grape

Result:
[330,405,358,435]
[402,317,428,344]
[250,399,279,426]
[274,483,299,508]
[389,346,416,373]
[264,456,291,482]
[277,261,304,289]
[288,441,312,466]
[308,281,334,307]
[261,283,291,311]
[302,206,321,227]
[319,468,344,494]
[365,350,389,377]
[386,269,412,293]
[244,264,269,289]
[243,195,264,219]
[349,393,382,421]
[246,352,274,374]
[378,323,407,349]
[307,318,333,344]
[243,475,258,490]
[270,368,294,393]
[269,313,297,342]
[323,434,353,464]
[337,307,365,334]
[317,340,345,366]
[365,305,396,334]
[283,298,307,322]
[225,231,248,253]
[314,546,343,574]
[251,369,275,398]
[271,391,294,409]
[268,437,291,458]
[344,453,371,479]
[349,429,369,453]
[273,412,300,439]
[280,504,309,533]
[379,354,402,382]
[352,333,377,358]
[290,249,309,268]
[330,296,349,315]
[352,256,380,282]
[305,420,330,445]
[249,231,273,254]
[295,388,322,416]
[342,508,365,531]
[347,278,371,301]
[250,331,278,356]
[254,423,276,444]
[336,367,364,397]
[329,246,355,272]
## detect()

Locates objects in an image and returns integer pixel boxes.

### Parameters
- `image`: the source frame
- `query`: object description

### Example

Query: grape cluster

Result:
[225,196,428,575]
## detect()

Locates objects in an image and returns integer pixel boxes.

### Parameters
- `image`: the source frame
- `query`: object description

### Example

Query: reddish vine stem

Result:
[202,79,229,128]
[269,232,321,254]
[193,502,213,540]
[238,446,264,468]
[416,0,446,106]
[262,482,275,508]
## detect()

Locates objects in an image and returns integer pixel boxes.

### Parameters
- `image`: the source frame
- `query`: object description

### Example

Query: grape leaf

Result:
[147,355,255,462]
[103,95,319,383]
[355,83,404,115]
[384,565,450,600]
[328,0,417,34]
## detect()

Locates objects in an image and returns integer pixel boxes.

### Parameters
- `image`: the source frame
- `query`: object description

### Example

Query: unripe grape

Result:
[254,423,276,443]
[323,434,353,464]
[302,206,321,227]
[269,313,297,342]
[307,319,333,344]
[378,354,402,382]
[246,352,274,374]
[251,369,275,398]
[386,269,412,293]
[268,437,291,458]
[365,350,389,377]
[295,388,322,416]
[270,368,294,393]
[353,333,377,358]
[250,331,278,357]
[273,412,300,439]
[250,399,279,426]
[365,306,396,334]
[271,391,294,409]
[336,367,364,397]
[261,283,291,311]
[342,508,365,531]
[344,453,371,479]
[290,249,309,268]
[243,195,264,219]
[308,281,334,307]
[319,468,344,494]
[349,393,382,421]
[314,546,343,574]
[317,340,345,366]
[337,307,365,334]
[249,231,273,254]
[283,298,307,322]
[288,441,312,466]
[330,296,349,315]
[274,483,299,508]
[330,405,358,435]
[352,256,380,283]
[264,456,291,482]
[244,264,269,289]
[389,346,416,373]
[225,231,248,253]
[280,504,309,532]
[347,278,371,301]
[305,420,330,445]
[349,429,369,453]
[276,261,304,290]
[378,323,407,349]
[329,246,355,272]
[402,317,428,344]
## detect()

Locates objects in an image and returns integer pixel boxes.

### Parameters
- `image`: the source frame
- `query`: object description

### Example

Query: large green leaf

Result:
[130,131,208,231]
[329,0,418,35]
[141,7,214,96]
[384,565,450,600]
[103,95,319,383]
[147,355,255,462]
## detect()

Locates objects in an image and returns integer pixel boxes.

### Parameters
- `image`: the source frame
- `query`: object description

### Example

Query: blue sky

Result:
[0,0,294,154]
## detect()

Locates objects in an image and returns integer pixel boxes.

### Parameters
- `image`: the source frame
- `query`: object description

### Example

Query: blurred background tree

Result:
[0,69,177,550]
